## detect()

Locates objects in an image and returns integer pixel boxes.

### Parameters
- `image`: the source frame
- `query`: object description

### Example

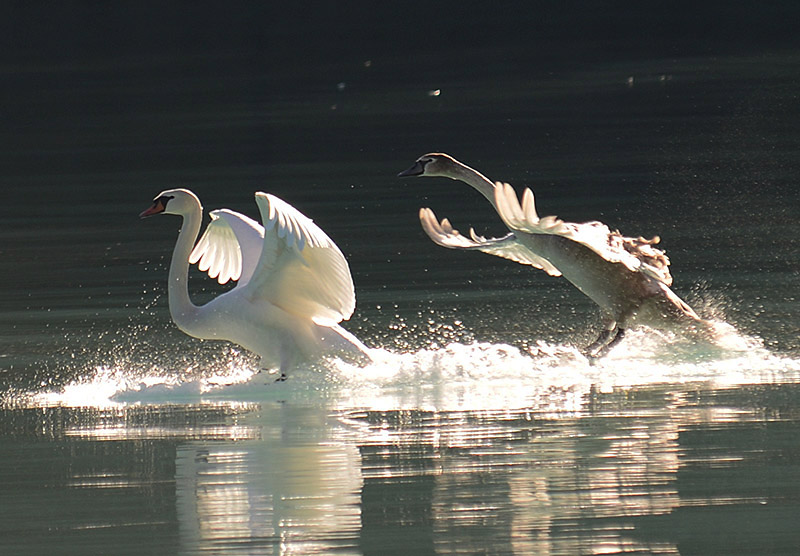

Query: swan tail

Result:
[319,324,372,366]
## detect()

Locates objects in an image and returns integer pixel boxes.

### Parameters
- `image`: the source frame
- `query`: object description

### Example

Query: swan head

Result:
[140,188,202,218]
[398,153,461,179]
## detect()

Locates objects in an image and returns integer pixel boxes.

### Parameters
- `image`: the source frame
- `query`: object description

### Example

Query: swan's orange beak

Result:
[139,199,166,218]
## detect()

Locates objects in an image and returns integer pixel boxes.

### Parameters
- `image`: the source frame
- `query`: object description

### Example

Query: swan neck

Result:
[446,161,498,209]
[168,203,202,327]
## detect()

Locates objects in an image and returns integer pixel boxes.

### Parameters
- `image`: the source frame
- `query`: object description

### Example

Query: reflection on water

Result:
[175,405,362,555]
[4,381,800,555]
[2,317,798,554]
[352,407,683,555]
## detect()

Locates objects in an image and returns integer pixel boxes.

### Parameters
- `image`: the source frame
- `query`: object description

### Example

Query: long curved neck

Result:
[168,203,202,329]
[443,160,498,209]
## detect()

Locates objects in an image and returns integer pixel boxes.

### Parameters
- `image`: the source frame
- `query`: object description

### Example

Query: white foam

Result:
[26,322,800,411]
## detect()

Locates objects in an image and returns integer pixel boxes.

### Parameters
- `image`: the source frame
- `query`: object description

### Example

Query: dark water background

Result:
[1,3,800,555]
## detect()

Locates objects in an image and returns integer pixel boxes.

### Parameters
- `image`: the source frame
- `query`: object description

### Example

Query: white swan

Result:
[399,153,714,357]
[140,188,371,378]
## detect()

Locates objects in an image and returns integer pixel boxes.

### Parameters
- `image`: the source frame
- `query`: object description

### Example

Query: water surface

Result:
[1,41,799,555]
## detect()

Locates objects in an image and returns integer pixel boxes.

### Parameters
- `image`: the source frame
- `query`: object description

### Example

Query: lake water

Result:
[1,39,800,555]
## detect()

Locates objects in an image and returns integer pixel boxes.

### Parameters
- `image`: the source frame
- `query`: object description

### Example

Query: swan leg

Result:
[591,328,626,359]
[255,355,290,382]
[584,321,617,357]
[275,358,291,381]
[274,345,300,382]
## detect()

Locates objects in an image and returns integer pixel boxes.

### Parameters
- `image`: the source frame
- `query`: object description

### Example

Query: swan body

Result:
[140,188,370,377]
[399,153,712,356]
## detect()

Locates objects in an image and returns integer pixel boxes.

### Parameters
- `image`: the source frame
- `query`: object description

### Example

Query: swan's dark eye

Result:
[140,194,175,218]
[157,195,174,206]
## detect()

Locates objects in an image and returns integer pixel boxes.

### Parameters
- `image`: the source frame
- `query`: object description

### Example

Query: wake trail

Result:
[21,321,800,410]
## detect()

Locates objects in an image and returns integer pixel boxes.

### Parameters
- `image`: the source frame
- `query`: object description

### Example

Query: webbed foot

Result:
[584,326,626,360]
[583,324,617,358]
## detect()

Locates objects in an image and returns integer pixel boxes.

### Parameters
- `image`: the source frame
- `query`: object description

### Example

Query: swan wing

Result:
[189,209,265,285]
[419,208,562,276]
[493,182,673,285]
[245,192,356,325]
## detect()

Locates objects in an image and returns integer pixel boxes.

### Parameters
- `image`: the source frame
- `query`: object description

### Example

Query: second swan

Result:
[400,153,714,357]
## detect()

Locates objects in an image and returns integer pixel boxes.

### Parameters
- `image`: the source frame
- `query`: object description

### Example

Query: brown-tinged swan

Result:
[399,153,713,357]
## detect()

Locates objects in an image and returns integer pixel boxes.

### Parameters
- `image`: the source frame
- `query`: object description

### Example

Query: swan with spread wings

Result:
[400,153,713,357]
[140,189,370,378]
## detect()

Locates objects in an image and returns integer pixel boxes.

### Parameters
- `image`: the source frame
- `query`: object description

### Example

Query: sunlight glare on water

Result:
[25,319,800,412]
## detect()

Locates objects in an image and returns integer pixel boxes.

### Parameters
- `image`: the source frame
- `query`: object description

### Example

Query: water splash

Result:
[19,319,800,411]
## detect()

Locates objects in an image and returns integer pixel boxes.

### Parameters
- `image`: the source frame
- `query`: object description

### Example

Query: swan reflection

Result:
[174,404,362,555]
[6,379,800,555]
[353,405,683,555]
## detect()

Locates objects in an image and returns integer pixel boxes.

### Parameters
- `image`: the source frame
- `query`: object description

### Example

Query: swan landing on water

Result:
[140,189,371,379]
[399,153,715,358]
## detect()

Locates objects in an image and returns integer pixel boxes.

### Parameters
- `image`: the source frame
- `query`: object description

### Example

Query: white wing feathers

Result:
[188,193,357,325]
[250,192,356,325]
[189,209,264,285]
[262,193,332,252]
[493,182,673,285]
[419,208,562,276]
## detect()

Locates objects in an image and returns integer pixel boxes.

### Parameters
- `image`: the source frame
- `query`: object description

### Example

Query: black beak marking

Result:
[398,160,426,177]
